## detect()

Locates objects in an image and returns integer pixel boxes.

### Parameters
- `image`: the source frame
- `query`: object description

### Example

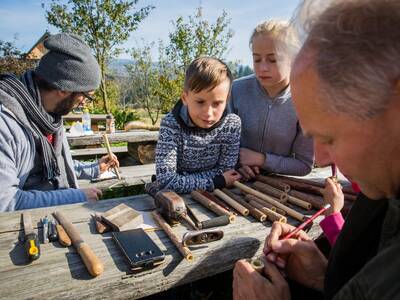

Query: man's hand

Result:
[239,148,265,167]
[81,188,102,204]
[223,170,242,186]
[98,154,119,174]
[237,165,260,180]
[233,259,290,300]
[264,222,327,291]
[322,177,344,215]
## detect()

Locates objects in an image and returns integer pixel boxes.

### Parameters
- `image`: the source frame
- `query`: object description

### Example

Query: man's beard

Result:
[53,94,78,116]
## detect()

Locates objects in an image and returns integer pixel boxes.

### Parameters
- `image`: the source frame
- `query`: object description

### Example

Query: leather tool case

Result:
[112,228,165,271]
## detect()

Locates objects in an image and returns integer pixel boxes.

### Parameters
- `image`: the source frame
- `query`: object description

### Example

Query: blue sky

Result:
[0,0,299,66]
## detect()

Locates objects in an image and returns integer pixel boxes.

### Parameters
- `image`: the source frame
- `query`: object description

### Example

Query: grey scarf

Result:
[0,71,74,188]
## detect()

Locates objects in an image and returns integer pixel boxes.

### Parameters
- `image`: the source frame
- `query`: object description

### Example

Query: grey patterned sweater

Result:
[155,100,241,193]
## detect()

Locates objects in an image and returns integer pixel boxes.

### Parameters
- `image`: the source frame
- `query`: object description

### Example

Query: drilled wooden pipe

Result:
[221,189,267,222]
[256,175,290,192]
[288,190,324,209]
[244,194,286,216]
[213,189,249,216]
[151,211,193,261]
[191,191,236,222]
[248,200,287,223]
[233,182,306,221]
[253,181,288,202]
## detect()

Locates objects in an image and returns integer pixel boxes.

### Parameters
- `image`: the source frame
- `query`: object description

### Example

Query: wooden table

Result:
[0,169,340,299]
[67,130,159,147]
[78,164,156,190]
[63,114,108,131]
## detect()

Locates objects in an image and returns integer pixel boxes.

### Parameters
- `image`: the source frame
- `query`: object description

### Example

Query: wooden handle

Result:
[102,133,121,180]
[221,189,266,222]
[151,211,193,261]
[253,181,288,202]
[53,211,104,276]
[77,242,104,277]
[56,224,71,247]
[233,182,306,221]
[213,189,249,216]
[191,191,235,222]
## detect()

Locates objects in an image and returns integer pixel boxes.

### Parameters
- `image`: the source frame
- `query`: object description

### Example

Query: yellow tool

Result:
[22,213,40,261]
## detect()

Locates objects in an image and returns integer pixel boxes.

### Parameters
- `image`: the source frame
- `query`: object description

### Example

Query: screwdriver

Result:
[22,213,40,261]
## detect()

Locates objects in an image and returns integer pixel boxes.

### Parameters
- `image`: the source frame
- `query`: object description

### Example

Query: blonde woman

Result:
[229,20,313,179]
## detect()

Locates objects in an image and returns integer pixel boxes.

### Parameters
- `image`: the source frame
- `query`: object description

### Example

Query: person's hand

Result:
[264,222,327,291]
[81,188,102,204]
[239,148,265,167]
[223,169,242,186]
[98,154,119,174]
[233,259,290,300]
[321,177,344,215]
[237,165,260,181]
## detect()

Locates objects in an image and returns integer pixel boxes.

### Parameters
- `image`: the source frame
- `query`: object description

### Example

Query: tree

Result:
[126,41,162,125]
[46,0,154,113]
[166,7,234,69]
[0,39,36,75]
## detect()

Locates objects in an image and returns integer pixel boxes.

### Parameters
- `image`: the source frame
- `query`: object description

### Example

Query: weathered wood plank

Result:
[78,164,155,190]
[71,146,128,158]
[67,131,158,147]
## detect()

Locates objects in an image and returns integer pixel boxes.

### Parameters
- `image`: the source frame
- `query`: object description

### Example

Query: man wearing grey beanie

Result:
[0,33,119,212]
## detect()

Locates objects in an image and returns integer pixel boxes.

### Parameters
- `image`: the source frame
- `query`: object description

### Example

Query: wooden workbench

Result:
[0,195,324,300]
[0,168,342,299]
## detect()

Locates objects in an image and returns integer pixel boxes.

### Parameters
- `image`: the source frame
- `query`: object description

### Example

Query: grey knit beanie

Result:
[35,33,101,92]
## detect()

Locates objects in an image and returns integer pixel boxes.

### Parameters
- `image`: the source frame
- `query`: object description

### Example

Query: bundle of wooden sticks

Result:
[191,174,356,224]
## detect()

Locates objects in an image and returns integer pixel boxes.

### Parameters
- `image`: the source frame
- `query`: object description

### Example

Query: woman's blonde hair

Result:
[249,20,300,61]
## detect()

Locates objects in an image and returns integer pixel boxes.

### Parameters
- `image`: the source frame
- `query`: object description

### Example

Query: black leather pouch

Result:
[112,228,165,271]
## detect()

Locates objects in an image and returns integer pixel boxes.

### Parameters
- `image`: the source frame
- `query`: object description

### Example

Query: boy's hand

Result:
[321,177,344,215]
[223,170,242,186]
[98,154,120,174]
[81,188,102,203]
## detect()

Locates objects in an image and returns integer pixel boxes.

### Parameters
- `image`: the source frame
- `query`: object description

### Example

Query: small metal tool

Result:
[182,229,224,247]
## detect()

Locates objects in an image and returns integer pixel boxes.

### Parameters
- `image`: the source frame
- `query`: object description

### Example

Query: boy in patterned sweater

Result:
[155,57,242,193]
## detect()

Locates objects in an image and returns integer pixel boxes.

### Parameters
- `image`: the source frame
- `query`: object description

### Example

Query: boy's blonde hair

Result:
[184,56,233,93]
[249,20,300,61]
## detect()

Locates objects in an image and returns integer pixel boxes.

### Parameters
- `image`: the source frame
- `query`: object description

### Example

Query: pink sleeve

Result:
[320,212,345,246]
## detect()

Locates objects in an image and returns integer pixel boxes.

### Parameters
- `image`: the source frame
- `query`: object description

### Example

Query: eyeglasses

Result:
[81,92,94,103]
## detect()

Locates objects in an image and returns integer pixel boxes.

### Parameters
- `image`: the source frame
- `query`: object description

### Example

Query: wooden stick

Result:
[233,182,306,221]
[288,190,324,209]
[53,211,104,277]
[102,133,121,181]
[256,175,290,192]
[213,189,249,216]
[247,200,287,223]
[244,194,286,216]
[191,191,236,222]
[221,189,267,222]
[286,194,312,210]
[199,190,234,213]
[253,181,288,202]
[273,175,357,195]
[151,211,193,261]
